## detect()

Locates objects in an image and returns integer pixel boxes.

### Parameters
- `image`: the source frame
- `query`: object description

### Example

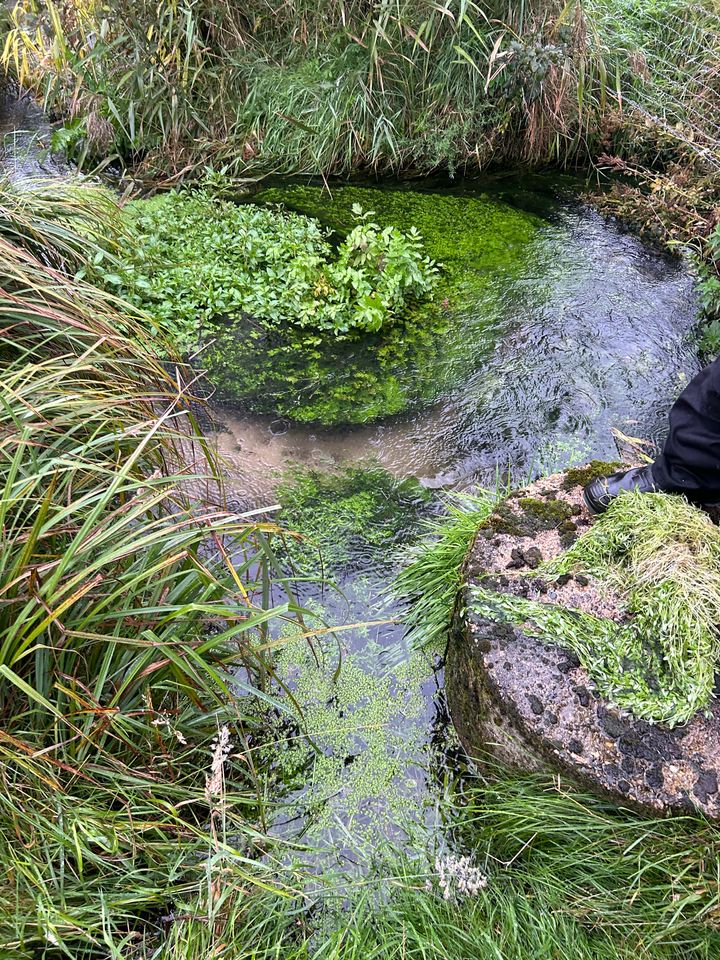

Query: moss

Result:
[517,497,574,525]
[276,464,432,576]
[563,460,623,490]
[479,496,577,538]
[474,491,720,726]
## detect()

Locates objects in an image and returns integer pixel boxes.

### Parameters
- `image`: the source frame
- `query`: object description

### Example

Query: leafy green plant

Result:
[698,225,720,323]
[105,189,439,349]
[698,315,720,359]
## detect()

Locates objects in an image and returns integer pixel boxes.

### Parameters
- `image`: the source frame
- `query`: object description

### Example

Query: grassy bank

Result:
[4,0,718,322]
[0,176,315,955]
[0,0,628,178]
[3,0,717,178]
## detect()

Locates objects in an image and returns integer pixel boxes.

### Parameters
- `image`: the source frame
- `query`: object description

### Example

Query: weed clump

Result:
[104,188,444,424]
[475,492,720,725]
[277,465,432,577]
[393,493,497,650]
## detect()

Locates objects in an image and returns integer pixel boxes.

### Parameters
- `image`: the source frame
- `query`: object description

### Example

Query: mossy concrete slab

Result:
[447,464,720,818]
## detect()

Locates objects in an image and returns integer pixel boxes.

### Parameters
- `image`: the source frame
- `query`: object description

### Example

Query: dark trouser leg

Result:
[652,357,720,502]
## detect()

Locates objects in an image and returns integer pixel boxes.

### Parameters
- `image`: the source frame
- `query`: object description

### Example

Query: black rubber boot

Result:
[583,465,658,515]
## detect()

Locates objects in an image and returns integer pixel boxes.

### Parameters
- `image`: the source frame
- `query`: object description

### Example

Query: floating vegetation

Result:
[257,625,438,849]
[103,187,443,424]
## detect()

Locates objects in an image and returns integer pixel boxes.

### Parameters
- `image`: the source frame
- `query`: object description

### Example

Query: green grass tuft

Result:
[393,492,496,652]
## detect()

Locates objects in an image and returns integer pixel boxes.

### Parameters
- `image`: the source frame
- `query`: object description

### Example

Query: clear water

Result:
[213,179,702,864]
[215,179,700,507]
[0,85,69,180]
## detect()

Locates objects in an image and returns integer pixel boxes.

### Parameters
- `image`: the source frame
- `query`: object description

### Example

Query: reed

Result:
[0,176,310,955]
[3,0,619,177]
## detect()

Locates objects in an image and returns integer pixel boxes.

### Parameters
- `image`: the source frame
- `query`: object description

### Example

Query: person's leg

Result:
[585,357,720,513]
[651,356,720,501]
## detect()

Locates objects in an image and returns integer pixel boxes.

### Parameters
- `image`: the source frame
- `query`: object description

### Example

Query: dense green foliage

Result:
[4,0,619,177]
[101,188,445,423]
[0,177,312,956]
[108,189,438,350]
[256,183,541,293]
[102,182,540,425]
[251,183,539,421]
[475,492,720,725]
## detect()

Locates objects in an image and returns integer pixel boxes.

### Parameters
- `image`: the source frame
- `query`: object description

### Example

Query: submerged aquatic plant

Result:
[475,491,720,725]
[98,187,444,424]
[276,464,432,578]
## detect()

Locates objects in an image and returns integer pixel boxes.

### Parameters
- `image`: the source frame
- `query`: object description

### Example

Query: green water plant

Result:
[276,465,432,578]
[101,188,442,423]
[474,491,720,725]
[106,188,439,349]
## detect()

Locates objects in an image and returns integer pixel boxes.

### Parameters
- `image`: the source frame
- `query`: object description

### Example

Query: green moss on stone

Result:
[517,497,574,525]
[563,460,623,490]
[479,495,578,539]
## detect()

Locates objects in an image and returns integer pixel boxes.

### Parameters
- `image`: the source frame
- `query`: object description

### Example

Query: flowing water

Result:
[212,178,702,864]
[215,177,700,506]
[0,100,704,864]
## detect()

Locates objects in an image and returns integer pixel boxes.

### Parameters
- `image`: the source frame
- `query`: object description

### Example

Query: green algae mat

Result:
[107,181,542,426]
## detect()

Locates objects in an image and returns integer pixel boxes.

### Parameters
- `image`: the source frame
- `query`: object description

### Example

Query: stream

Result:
[0,98,703,867]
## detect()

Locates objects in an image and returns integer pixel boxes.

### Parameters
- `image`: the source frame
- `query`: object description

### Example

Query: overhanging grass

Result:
[3,0,620,177]
[393,492,496,651]
[0,177,315,955]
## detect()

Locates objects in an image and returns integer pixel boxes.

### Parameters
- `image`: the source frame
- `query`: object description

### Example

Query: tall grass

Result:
[3,0,619,177]
[0,177,312,955]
